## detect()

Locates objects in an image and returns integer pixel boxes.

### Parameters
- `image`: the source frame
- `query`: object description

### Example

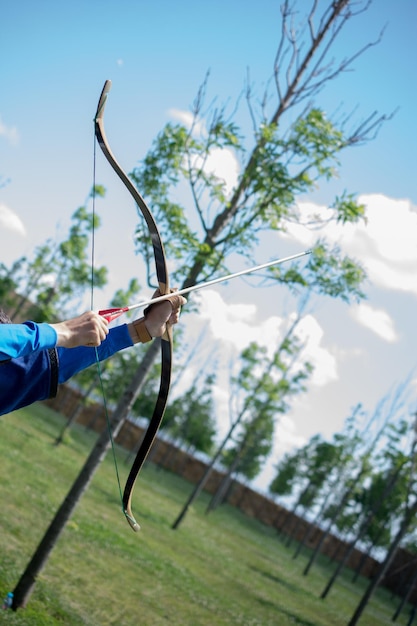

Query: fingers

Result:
[85,312,110,346]
[145,288,187,327]
[142,288,187,338]
[74,311,109,347]
[165,292,187,325]
[53,311,109,349]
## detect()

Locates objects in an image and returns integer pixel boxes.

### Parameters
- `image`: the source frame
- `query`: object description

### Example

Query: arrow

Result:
[99,249,311,322]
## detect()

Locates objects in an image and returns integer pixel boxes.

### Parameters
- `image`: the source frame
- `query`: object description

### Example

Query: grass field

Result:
[0,405,412,625]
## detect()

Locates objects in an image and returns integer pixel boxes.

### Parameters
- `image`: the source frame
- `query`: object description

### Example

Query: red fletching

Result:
[99,307,129,322]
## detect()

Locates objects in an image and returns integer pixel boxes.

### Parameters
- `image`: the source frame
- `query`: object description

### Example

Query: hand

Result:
[144,290,187,338]
[51,311,109,348]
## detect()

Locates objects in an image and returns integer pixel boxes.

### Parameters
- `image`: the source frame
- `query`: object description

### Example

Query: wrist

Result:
[129,317,153,344]
[50,322,70,348]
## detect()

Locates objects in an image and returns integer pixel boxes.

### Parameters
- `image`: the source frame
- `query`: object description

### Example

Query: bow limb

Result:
[94,79,173,531]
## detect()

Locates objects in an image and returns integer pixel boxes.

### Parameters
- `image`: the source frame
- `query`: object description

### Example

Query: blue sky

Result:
[1,1,417,488]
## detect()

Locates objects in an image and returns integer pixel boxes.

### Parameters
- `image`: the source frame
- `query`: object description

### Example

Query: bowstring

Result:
[91,132,124,509]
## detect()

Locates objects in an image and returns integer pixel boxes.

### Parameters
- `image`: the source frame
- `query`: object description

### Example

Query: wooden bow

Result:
[94,80,173,531]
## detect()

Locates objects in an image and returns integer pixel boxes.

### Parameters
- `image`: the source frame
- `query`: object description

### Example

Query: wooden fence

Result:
[45,383,417,605]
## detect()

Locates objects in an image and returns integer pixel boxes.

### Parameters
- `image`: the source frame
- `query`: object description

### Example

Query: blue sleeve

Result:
[57,324,134,383]
[0,322,57,360]
[0,350,56,415]
[0,324,134,416]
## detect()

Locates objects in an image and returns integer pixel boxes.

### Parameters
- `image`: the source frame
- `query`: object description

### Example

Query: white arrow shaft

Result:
[126,250,311,312]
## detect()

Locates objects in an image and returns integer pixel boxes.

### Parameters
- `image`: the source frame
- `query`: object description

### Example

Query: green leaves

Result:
[163,374,216,454]
[127,82,369,317]
[130,124,201,271]
[246,110,346,235]
[0,189,108,323]
[332,192,367,225]
[264,241,366,303]
[305,242,367,302]
[291,108,344,178]
[224,320,313,483]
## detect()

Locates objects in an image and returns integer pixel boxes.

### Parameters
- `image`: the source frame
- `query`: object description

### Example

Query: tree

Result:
[292,411,364,560]
[269,433,343,544]
[206,321,312,514]
[352,444,412,576]
[0,258,26,313]
[320,418,415,600]
[0,187,108,323]
[302,385,408,577]
[164,374,216,454]
[269,448,304,500]
[348,414,417,625]
[283,437,346,548]
[174,309,312,526]
[12,341,158,610]
[53,278,143,445]
[225,325,311,471]
[11,0,390,609]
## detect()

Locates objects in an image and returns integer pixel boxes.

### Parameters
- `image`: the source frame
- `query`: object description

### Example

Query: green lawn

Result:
[0,405,411,625]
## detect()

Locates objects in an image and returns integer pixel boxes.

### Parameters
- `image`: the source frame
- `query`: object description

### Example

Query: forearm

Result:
[57,324,134,383]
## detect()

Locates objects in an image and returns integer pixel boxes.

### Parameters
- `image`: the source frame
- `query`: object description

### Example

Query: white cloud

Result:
[283,194,417,295]
[0,204,26,236]
[293,314,338,386]
[362,195,417,262]
[253,414,308,492]
[180,289,341,491]
[275,414,306,453]
[198,289,277,352]
[350,302,399,343]
[195,291,337,388]
[283,201,332,247]
[168,108,204,135]
[0,115,19,146]
[199,147,239,197]
[168,108,240,198]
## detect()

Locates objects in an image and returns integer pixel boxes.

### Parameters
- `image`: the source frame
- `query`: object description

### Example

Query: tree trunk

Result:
[178,0,354,290]
[171,413,242,529]
[293,486,333,560]
[351,541,374,583]
[54,374,100,445]
[348,499,417,626]
[321,467,403,599]
[392,557,417,622]
[12,339,160,610]
[206,445,243,513]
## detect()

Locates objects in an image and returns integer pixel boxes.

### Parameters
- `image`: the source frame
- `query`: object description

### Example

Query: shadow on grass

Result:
[251,564,303,594]
[254,591,318,626]
[250,565,316,598]
[277,607,319,626]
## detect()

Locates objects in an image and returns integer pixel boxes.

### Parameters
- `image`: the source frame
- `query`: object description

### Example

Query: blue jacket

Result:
[0,322,133,416]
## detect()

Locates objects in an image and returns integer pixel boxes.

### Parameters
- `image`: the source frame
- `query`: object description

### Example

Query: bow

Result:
[94,80,173,531]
